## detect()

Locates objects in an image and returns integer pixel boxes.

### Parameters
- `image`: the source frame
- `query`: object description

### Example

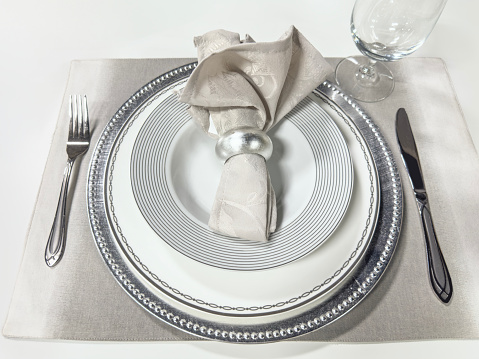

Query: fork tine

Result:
[68,95,74,140]
[82,96,90,139]
[77,95,83,138]
[74,94,79,138]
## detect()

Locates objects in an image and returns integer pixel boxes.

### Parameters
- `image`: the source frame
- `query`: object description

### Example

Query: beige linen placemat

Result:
[3,58,479,342]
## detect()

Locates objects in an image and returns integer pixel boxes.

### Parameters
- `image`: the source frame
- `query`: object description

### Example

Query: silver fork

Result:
[45,95,90,267]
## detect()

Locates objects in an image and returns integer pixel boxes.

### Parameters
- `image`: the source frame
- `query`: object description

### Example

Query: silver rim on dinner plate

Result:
[87,63,403,343]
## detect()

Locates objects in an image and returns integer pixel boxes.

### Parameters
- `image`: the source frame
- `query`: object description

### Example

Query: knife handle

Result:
[418,200,453,303]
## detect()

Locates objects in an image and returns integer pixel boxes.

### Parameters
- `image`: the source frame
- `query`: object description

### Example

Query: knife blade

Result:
[396,108,453,303]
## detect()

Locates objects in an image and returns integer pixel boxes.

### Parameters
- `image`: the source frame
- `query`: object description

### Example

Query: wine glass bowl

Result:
[336,0,448,102]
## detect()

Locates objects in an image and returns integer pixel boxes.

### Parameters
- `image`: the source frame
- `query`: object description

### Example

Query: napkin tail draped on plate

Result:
[179,26,333,242]
[209,153,277,242]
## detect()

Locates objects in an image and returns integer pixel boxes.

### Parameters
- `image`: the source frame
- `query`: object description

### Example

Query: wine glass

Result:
[335,0,448,102]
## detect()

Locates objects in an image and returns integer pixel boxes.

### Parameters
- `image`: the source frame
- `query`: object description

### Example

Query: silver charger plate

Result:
[87,63,402,343]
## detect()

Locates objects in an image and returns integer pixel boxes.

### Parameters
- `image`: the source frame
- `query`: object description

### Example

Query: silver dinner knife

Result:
[396,108,452,303]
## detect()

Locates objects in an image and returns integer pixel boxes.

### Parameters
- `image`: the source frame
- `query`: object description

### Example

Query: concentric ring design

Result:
[129,94,353,271]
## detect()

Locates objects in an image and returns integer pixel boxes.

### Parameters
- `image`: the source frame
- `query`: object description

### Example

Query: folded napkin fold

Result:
[179,26,333,242]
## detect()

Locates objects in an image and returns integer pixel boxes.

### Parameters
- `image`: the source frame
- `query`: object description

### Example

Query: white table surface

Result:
[1,0,478,358]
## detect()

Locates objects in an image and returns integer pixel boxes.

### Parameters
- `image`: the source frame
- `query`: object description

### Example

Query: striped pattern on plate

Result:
[127,93,353,271]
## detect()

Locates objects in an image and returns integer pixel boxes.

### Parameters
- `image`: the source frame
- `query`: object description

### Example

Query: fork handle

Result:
[45,158,74,267]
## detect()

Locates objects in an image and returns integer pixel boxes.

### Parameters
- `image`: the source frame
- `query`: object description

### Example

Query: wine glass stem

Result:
[356,59,380,87]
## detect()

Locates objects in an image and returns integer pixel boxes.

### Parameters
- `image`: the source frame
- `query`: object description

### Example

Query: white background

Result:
[1,0,478,358]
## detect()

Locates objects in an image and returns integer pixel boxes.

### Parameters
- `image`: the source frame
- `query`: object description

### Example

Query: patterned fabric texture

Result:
[179,26,333,241]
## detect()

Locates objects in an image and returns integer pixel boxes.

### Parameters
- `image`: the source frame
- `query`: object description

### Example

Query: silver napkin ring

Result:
[215,127,273,163]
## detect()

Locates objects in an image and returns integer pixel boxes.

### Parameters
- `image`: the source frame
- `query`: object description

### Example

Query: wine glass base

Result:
[335,56,395,103]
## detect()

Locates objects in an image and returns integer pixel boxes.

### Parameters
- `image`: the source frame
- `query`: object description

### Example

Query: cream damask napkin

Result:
[179,26,333,242]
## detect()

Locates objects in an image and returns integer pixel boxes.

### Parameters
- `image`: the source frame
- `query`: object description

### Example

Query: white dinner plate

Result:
[128,92,354,271]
